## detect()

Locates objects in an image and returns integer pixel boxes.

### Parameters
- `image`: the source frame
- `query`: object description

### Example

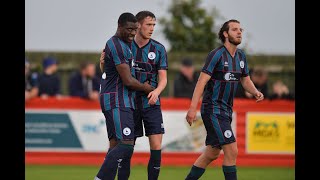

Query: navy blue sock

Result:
[222,165,237,180]
[117,149,133,180]
[95,143,134,180]
[185,165,205,180]
[147,150,161,180]
[117,138,137,179]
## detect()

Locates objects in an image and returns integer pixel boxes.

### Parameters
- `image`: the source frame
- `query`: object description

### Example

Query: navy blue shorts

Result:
[201,112,236,149]
[134,105,165,137]
[102,107,135,141]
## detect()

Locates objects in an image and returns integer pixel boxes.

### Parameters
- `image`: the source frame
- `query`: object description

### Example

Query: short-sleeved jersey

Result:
[100,36,136,111]
[131,39,168,108]
[201,45,249,117]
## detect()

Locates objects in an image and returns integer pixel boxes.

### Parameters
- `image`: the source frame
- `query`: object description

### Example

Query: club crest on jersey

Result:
[240,61,244,68]
[148,52,156,60]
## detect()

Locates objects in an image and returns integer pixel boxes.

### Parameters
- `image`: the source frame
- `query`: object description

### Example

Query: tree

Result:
[160,0,218,52]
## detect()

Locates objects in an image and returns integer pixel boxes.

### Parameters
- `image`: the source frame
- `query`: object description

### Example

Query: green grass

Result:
[26,165,294,180]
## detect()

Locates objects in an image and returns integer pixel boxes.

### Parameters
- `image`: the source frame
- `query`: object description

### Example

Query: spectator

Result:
[38,57,61,99]
[236,67,269,99]
[25,58,39,102]
[68,61,100,100]
[269,80,294,100]
[173,58,199,99]
[234,83,247,98]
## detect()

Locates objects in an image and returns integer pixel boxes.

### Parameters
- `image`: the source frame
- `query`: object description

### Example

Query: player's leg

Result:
[185,146,221,180]
[95,111,118,180]
[147,134,163,180]
[143,105,165,180]
[95,108,135,180]
[221,142,238,180]
[185,112,223,180]
[219,114,237,180]
[117,107,142,180]
[193,145,221,167]
[107,138,118,153]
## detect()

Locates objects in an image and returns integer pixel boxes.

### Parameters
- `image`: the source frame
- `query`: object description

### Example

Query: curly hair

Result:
[218,19,240,43]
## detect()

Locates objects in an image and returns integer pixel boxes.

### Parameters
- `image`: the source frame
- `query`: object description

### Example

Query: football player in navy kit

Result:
[185,19,264,180]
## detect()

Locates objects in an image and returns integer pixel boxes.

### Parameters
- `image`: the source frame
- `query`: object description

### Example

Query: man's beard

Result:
[228,36,241,46]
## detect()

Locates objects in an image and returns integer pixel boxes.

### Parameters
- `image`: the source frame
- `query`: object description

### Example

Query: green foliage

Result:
[160,0,217,52]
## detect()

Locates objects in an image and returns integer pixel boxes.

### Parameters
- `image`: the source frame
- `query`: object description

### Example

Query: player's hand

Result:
[254,91,264,102]
[147,90,160,105]
[186,109,197,126]
[143,81,155,94]
[89,91,99,101]
[40,94,49,99]
[100,49,105,64]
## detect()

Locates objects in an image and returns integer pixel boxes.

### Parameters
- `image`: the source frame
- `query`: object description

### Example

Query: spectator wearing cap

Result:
[173,58,199,99]
[38,57,61,99]
[68,61,100,101]
[25,58,39,102]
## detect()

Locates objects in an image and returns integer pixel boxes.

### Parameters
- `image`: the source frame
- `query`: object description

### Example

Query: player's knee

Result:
[231,147,238,158]
[109,138,118,148]
[205,152,219,161]
[120,140,135,146]
[149,135,162,150]
[150,142,161,150]
[225,147,238,160]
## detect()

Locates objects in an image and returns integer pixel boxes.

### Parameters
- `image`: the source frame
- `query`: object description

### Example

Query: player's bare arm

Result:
[186,72,211,126]
[240,76,264,102]
[116,63,155,94]
[148,70,167,105]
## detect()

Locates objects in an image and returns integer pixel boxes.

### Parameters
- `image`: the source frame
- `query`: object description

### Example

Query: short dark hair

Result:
[136,11,156,23]
[218,19,240,43]
[118,12,137,27]
[181,58,193,67]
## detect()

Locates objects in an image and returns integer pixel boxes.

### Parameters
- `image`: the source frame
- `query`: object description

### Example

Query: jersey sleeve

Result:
[107,39,127,66]
[201,51,221,76]
[156,45,168,70]
[240,51,249,77]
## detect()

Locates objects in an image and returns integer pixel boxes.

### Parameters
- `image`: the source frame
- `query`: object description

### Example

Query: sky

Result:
[25,0,295,55]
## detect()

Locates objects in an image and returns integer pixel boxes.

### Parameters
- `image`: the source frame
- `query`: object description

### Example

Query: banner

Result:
[246,113,295,154]
[25,110,236,152]
[25,112,82,149]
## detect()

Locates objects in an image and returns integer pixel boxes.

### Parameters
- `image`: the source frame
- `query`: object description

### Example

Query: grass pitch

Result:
[26,165,294,180]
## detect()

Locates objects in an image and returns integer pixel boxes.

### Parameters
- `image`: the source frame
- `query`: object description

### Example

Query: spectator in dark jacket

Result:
[25,58,39,102]
[68,61,100,100]
[235,67,269,99]
[173,58,199,99]
[38,57,61,99]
